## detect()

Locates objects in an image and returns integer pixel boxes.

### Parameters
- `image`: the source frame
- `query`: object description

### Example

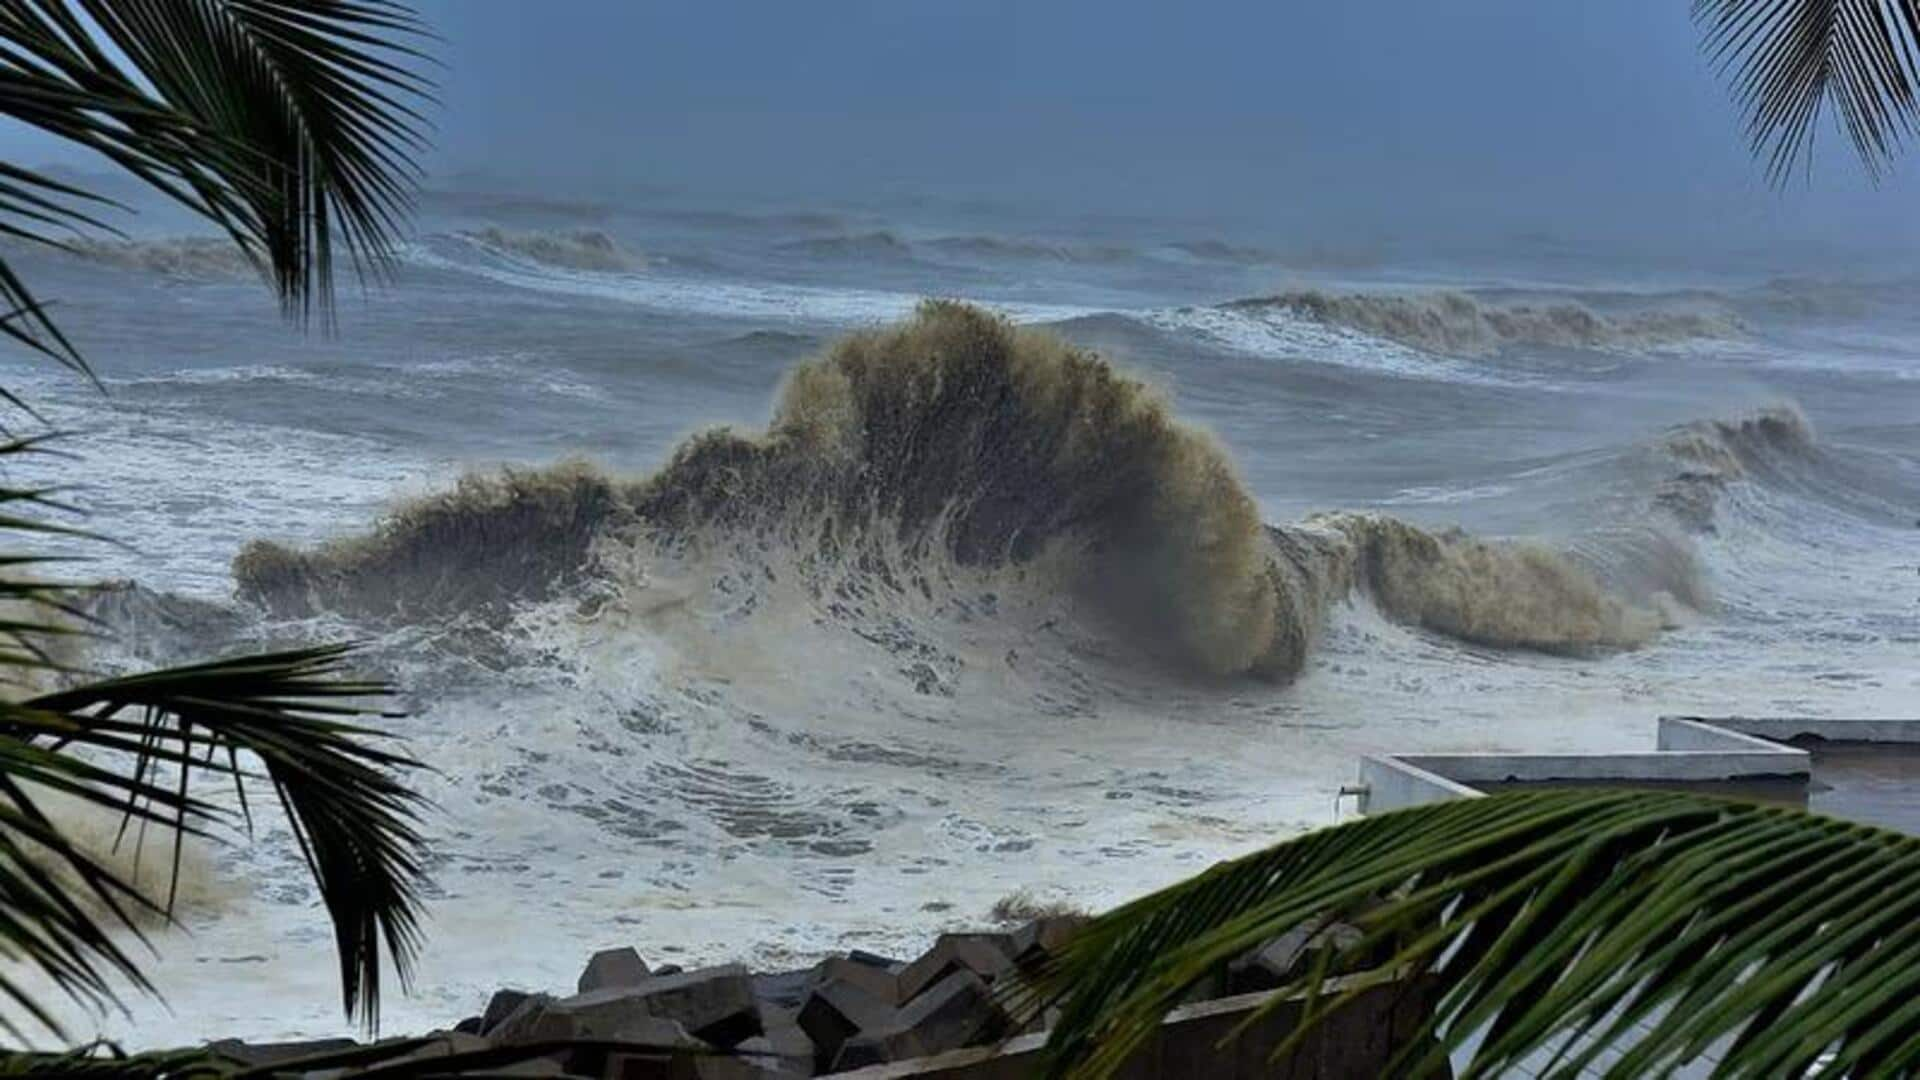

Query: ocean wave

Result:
[420,187,614,223]
[1743,277,1894,319]
[59,236,259,280]
[1661,405,1815,484]
[1304,514,1663,651]
[775,231,914,259]
[452,227,640,272]
[1224,289,1743,356]
[1653,406,1814,532]
[400,244,1096,326]
[235,302,1662,681]
[925,235,1135,264]
[1169,239,1271,264]
[1135,304,1500,383]
[1525,277,1915,321]
[1649,402,1911,532]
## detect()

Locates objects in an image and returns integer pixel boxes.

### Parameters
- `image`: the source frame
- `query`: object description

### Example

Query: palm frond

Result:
[1695,0,1920,183]
[0,0,433,365]
[0,437,111,684]
[2,643,427,1037]
[0,347,426,1048]
[0,1038,231,1077]
[1024,789,1920,1079]
[0,0,434,1046]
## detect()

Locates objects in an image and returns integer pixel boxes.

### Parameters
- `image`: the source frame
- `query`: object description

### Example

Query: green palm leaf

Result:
[1695,0,1920,183]
[1023,789,1920,1079]
[0,0,436,1047]
[0,0,432,370]
[0,644,426,1041]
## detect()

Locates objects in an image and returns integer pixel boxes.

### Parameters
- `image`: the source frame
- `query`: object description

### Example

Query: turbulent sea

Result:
[5,191,1918,1042]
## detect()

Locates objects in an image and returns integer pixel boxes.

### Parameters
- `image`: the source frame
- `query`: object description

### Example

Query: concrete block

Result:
[480,1059,570,1078]
[1008,916,1085,968]
[895,934,1015,1002]
[482,988,542,1034]
[581,946,653,992]
[548,1009,706,1077]
[830,970,1003,1071]
[492,987,705,1048]
[627,963,762,1047]
[820,955,903,1006]
[752,966,818,1011]
[798,977,897,1071]
[604,1046,702,1080]
[825,977,1445,1079]
[376,1031,493,1070]
[734,1019,814,1076]
[1227,922,1366,993]
[691,1053,801,1079]
[204,1038,359,1069]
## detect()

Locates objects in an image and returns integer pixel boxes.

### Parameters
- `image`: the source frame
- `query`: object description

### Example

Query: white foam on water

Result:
[404,242,1098,328]
[1,258,1915,1054]
[0,369,453,599]
[1136,304,1517,384]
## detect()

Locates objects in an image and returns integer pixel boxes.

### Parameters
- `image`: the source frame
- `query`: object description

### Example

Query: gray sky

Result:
[9,1,1920,258]
[413,0,1920,256]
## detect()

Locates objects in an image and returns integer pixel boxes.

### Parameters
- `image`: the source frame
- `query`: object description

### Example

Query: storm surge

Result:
[236,302,1663,682]
[1225,289,1741,355]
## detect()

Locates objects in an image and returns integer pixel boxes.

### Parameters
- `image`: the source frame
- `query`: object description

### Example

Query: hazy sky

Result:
[412,0,1918,255]
[9,1,1920,257]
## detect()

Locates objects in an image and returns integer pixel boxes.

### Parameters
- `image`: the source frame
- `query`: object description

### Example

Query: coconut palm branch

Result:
[0,0,433,371]
[1021,788,1920,1079]
[0,445,426,1044]
[4,644,426,1041]
[1696,0,1920,182]
[0,0,435,1044]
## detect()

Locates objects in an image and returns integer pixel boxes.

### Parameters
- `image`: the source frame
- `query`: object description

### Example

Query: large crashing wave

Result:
[236,302,1662,679]
[1226,290,1741,355]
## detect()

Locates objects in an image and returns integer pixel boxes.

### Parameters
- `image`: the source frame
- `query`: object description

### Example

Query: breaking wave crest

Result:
[235,302,1663,679]
[1653,405,1816,532]
[453,227,639,272]
[1302,515,1663,651]
[1661,405,1815,481]
[1225,289,1742,355]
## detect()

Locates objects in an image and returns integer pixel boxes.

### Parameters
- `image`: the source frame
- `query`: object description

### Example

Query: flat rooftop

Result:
[1358,716,1920,835]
